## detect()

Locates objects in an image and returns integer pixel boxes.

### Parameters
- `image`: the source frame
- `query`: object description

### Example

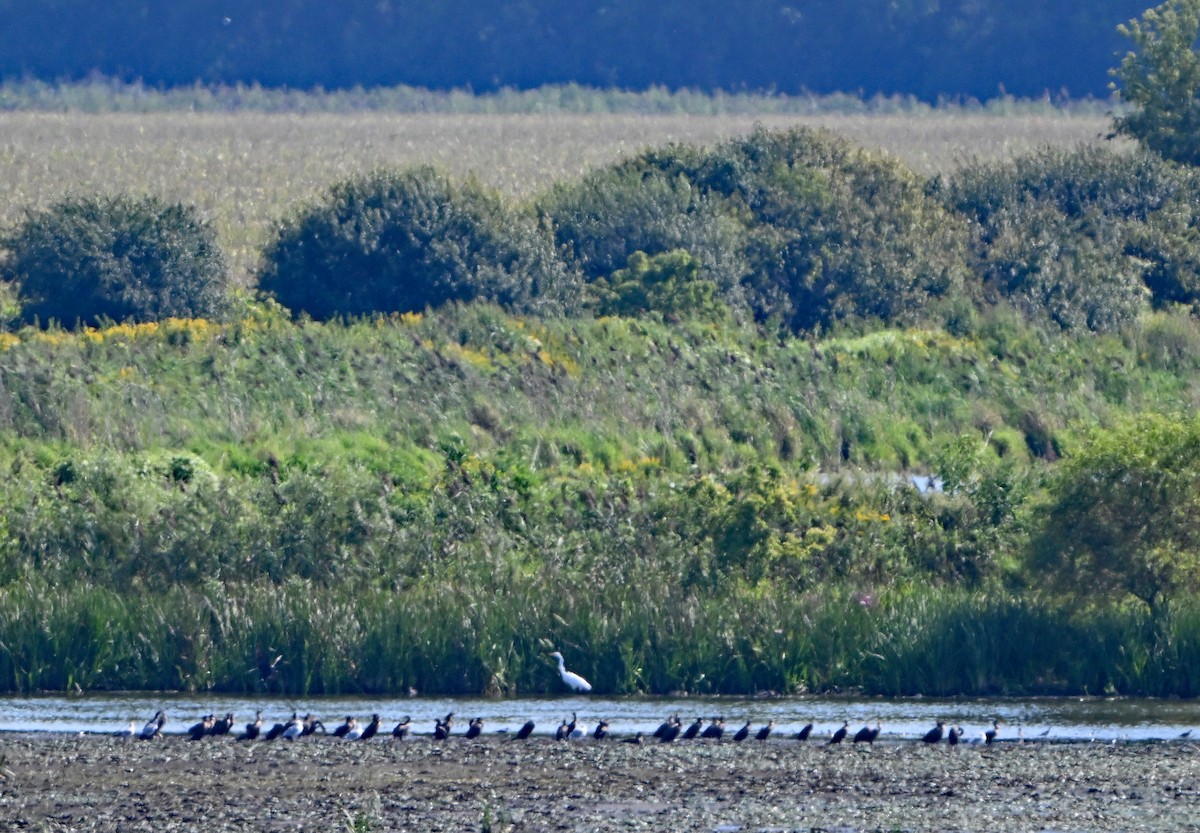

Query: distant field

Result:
[0,112,1122,283]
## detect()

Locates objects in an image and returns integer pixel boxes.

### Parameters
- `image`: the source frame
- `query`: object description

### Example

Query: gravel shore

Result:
[0,733,1196,832]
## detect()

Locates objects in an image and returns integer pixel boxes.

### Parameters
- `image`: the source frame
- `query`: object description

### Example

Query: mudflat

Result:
[0,733,1196,831]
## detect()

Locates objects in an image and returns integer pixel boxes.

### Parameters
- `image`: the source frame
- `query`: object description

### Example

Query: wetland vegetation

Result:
[1,83,1200,699]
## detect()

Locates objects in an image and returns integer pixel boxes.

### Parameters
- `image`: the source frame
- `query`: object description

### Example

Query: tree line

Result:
[0,1,1150,101]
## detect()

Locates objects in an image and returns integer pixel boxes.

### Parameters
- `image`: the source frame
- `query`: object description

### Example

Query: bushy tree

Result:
[939,146,1199,329]
[626,127,975,333]
[1027,413,1200,619]
[0,194,230,327]
[1111,0,1200,166]
[258,166,577,320]
[537,165,750,314]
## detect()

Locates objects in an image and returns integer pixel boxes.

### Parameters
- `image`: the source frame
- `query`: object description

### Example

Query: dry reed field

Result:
[0,111,1121,282]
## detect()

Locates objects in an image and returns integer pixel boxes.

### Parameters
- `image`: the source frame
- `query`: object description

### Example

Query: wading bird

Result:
[853,721,881,744]
[188,714,215,741]
[433,712,454,740]
[139,711,166,740]
[238,711,263,741]
[358,714,382,741]
[550,651,592,692]
[701,717,725,740]
[984,720,1001,745]
[922,721,945,745]
[211,712,234,737]
[332,716,356,739]
[828,721,849,745]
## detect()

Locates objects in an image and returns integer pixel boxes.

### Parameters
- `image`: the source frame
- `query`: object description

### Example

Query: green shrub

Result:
[938,146,1196,330]
[537,165,750,311]
[591,249,726,321]
[0,194,230,328]
[623,127,975,333]
[258,166,578,320]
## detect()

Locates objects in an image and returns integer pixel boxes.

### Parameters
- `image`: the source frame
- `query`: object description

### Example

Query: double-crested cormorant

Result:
[188,714,215,741]
[302,714,325,736]
[795,723,814,741]
[238,711,263,741]
[654,715,679,739]
[659,719,682,743]
[622,732,644,744]
[138,711,166,740]
[853,721,881,744]
[332,716,357,739]
[984,720,1001,745]
[922,721,945,745]
[550,651,592,692]
[464,717,483,739]
[358,714,382,741]
[433,712,454,740]
[512,720,535,740]
[211,712,234,737]
[755,720,775,741]
[593,719,610,740]
[701,717,725,740]
[392,716,412,739]
[682,718,704,740]
[263,716,290,742]
[948,725,962,746]
[733,721,752,742]
[555,718,570,741]
[829,721,849,745]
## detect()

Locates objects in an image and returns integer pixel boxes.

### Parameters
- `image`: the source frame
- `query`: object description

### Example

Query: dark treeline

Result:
[0,1,1149,101]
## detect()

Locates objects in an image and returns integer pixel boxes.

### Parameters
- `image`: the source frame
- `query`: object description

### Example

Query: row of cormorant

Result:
[125,709,1012,746]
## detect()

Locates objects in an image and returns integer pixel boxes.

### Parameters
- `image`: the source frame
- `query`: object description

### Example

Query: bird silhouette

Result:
[464,717,483,739]
[332,716,356,739]
[829,721,849,745]
[392,716,412,739]
[238,711,263,741]
[550,651,592,692]
[593,719,610,740]
[922,721,945,744]
[984,720,1001,745]
[853,721,881,744]
[733,721,752,742]
[682,718,705,740]
[795,723,814,741]
[358,713,382,741]
[701,717,725,740]
[755,720,775,741]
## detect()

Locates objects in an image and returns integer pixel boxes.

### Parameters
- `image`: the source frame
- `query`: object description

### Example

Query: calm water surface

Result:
[1,693,1197,742]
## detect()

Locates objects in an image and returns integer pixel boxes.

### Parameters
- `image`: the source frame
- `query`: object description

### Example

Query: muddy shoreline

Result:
[0,733,1196,831]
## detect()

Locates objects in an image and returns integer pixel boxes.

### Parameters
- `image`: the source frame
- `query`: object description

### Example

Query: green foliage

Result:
[258,166,577,320]
[623,127,975,333]
[0,194,230,328]
[939,145,1200,330]
[590,250,726,321]
[1111,0,1200,165]
[1028,413,1200,616]
[537,165,750,311]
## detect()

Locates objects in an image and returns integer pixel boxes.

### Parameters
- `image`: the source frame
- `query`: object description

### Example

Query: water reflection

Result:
[0,694,1196,741]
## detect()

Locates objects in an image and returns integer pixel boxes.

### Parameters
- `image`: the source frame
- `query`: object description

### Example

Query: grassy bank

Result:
[0,307,1197,695]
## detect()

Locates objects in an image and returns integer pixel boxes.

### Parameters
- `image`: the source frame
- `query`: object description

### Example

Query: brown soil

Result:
[0,733,1196,832]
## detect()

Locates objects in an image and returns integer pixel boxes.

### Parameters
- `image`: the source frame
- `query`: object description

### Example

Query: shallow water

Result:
[1,692,1196,742]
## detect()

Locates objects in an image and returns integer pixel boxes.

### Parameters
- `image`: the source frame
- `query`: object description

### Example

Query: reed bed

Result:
[2,577,1197,697]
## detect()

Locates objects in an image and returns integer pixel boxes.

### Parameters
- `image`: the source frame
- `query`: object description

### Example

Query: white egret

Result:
[550,651,592,692]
